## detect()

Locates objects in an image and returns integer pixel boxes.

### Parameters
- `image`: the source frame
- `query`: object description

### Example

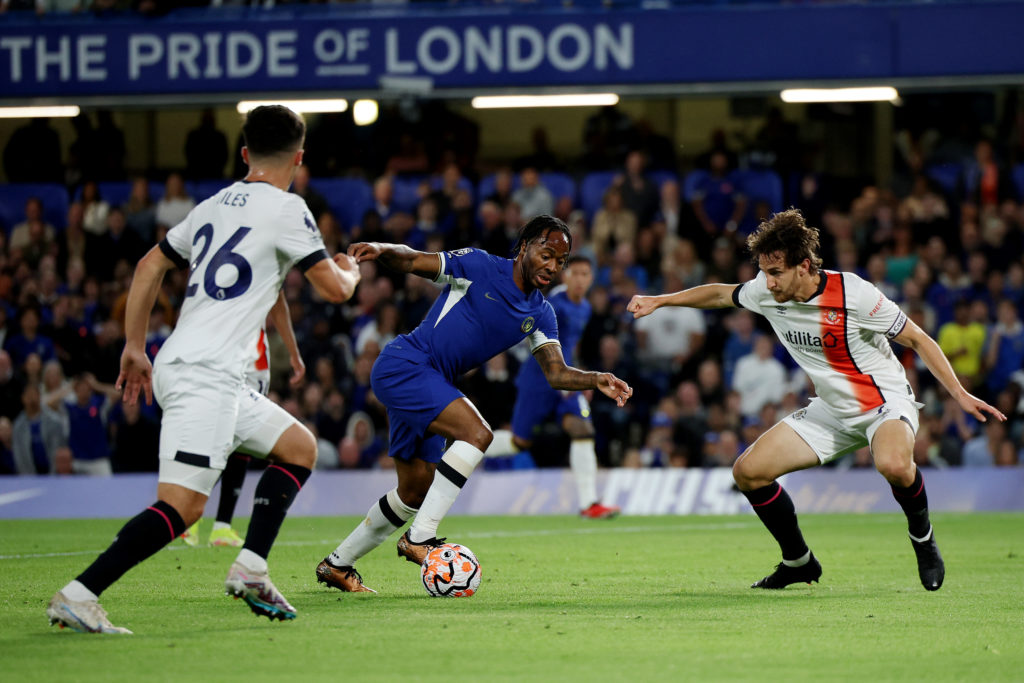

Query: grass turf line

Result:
[0,513,1021,682]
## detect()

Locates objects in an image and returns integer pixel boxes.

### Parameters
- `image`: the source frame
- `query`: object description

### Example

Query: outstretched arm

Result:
[268,291,305,386]
[348,242,441,280]
[305,252,361,303]
[117,245,177,405]
[628,283,738,318]
[893,319,1006,423]
[533,344,632,407]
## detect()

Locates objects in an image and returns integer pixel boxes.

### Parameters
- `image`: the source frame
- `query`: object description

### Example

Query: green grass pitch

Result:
[1,513,1021,682]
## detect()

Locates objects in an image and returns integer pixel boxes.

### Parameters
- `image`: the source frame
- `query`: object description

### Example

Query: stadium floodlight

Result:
[780,87,899,103]
[0,105,81,119]
[471,94,620,109]
[236,99,348,114]
[353,99,379,126]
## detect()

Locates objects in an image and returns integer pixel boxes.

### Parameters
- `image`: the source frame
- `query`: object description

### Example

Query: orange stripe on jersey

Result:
[818,272,884,412]
[254,329,269,371]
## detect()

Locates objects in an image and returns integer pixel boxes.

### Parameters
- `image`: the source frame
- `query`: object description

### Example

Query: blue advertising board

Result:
[1,2,1023,101]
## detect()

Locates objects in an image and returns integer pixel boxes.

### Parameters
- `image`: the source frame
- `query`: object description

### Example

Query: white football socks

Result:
[236,548,267,574]
[329,489,417,567]
[61,580,98,603]
[408,440,484,543]
[569,438,598,509]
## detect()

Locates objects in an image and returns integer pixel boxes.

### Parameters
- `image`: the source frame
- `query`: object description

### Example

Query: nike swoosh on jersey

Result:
[484,292,499,302]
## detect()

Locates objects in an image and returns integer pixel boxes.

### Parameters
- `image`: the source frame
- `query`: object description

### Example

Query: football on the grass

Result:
[421,543,481,597]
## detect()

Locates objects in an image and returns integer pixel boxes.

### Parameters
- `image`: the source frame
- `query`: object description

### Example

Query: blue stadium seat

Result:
[580,171,618,217]
[647,171,679,193]
[925,162,962,195]
[478,172,576,206]
[391,175,427,213]
[308,178,372,232]
[428,175,474,197]
[0,183,70,232]
[540,172,576,204]
[190,180,232,202]
[95,181,132,207]
[477,174,500,203]
[1012,163,1024,202]
[737,168,783,211]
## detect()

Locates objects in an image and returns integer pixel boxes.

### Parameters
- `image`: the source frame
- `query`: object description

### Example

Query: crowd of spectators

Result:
[1,100,1023,478]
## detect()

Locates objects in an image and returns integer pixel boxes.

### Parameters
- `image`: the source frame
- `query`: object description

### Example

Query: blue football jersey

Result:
[381,248,560,381]
[516,288,591,388]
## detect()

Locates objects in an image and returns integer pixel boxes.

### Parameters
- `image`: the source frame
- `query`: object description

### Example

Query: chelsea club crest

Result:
[521,317,535,333]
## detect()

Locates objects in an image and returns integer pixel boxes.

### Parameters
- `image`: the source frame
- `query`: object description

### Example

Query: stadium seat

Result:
[429,175,474,197]
[1012,163,1024,202]
[0,182,70,232]
[95,181,132,207]
[925,162,962,196]
[737,167,783,232]
[308,178,372,232]
[647,171,679,193]
[580,171,618,217]
[478,172,576,206]
[391,175,427,213]
[737,168,783,211]
[540,172,576,204]
[191,179,232,202]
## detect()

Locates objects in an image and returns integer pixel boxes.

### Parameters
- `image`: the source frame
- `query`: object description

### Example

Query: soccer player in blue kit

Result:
[316,216,633,592]
[487,255,621,519]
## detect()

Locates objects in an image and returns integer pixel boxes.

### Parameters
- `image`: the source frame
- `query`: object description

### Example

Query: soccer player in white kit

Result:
[180,293,305,548]
[47,105,360,633]
[628,209,1005,591]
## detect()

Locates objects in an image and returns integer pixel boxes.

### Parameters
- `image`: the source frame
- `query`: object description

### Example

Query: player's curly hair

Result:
[242,105,305,159]
[512,214,572,258]
[745,208,823,274]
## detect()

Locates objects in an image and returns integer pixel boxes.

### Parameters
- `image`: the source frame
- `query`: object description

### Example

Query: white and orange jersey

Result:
[157,180,326,378]
[734,270,913,417]
[243,327,272,396]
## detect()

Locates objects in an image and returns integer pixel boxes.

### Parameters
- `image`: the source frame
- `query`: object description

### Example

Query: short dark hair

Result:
[566,255,592,269]
[745,209,823,274]
[512,214,572,257]
[242,105,305,159]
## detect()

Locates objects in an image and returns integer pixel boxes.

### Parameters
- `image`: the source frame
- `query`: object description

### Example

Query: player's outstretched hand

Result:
[289,354,306,387]
[348,242,382,263]
[597,373,633,407]
[957,391,1006,423]
[627,295,658,319]
[116,347,153,406]
[334,252,359,272]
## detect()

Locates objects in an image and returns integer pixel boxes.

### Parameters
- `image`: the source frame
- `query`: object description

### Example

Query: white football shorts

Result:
[782,396,923,464]
[154,361,297,495]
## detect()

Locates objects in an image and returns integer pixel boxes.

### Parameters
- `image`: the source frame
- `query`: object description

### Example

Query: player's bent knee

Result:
[467,426,493,452]
[270,423,317,469]
[732,449,773,491]
[874,453,914,485]
[157,483,207,526]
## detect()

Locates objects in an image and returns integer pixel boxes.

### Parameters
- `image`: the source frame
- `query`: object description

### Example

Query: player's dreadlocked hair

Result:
[745,208,823,274]
[512,214,572,258]
[242,105,306,159]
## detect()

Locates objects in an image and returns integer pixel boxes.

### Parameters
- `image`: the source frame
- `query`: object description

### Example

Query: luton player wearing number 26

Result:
[46,105,360,633]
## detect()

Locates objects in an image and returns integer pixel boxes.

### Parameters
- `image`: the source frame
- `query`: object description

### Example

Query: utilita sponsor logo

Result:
[783,329,838,349]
